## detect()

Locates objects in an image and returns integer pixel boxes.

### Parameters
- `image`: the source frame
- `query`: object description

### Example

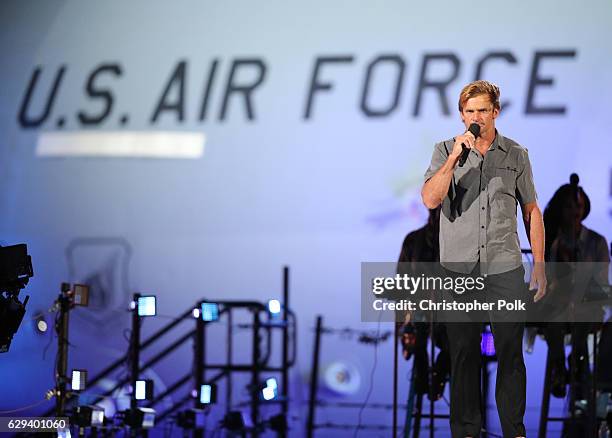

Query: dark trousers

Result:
[444,266,527,438]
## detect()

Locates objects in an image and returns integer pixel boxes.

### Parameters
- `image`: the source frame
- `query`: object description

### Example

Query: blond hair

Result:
[458,80,500,112]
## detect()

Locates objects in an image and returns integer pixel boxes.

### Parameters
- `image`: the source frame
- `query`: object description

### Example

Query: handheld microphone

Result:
[458,123,481,167]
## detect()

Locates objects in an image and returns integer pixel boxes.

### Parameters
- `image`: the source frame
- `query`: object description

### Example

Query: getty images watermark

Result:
[371,271,526,314]
[361,262,611,323]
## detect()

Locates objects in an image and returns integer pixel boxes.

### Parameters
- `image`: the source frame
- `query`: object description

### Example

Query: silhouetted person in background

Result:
[542,174,610,400]
[397,207,450,401]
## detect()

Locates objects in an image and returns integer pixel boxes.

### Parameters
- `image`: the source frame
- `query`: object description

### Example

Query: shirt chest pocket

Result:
[487,166,518,199]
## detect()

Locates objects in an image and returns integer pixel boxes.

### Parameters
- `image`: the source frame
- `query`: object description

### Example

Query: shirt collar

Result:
[488,130,507,153]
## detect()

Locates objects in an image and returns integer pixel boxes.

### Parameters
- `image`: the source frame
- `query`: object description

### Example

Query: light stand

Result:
[130,293,141,414]
[54,282,89,417]
[124,293,157,436]
[56,282,71,417]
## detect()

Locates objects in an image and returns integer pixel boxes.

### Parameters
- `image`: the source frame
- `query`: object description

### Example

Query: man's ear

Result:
[492,107,500,120]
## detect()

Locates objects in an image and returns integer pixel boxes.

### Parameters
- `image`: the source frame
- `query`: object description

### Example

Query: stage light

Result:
[199,383,217,404]
[201,302,219,322]
[481,329,496,357]
[124,407,156,429]
[71,369,88,391]
[33,312,48,334]
[135,295,156,316]
[266,378,277,390]
[176,408,206,430]
[267,299,281,315]
[139,408,156,429]
[73,405,105,427]
[135,379,154,401]
[72,284,89,306]
[192,307,200,318]
[0,244,34,353]
[36,319,47,332]
[323,361,361,395]
[261,378,278,401]
[262,386,275,401]
[0,244,33,293]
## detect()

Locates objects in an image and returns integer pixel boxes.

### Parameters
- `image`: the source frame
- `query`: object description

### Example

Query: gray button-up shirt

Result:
[424,132,538,275]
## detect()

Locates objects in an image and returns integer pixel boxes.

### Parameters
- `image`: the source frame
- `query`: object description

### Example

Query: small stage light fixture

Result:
[201,302,219,321]
[176,408,206,430]
[134,379,154,400]
[261,378,278,401]
[73,405,105,427]
[33,311,48,334]
[71,369,88,391]
[123,407,156,429]
[72,284,90,306]
[267,299,281,316]
[133,295,156,317]
[199,383,217,404]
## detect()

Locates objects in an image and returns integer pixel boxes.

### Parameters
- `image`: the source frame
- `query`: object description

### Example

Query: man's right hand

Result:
[450,130,476,161]
[422,130,476,209]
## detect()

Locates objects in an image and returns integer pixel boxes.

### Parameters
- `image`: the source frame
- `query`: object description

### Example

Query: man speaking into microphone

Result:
[421,80,547,438]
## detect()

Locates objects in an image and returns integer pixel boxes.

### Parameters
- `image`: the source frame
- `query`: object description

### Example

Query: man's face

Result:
[460,94,499,138]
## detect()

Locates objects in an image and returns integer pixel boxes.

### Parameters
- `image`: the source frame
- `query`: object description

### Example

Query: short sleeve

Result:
[424,141,448,182]
[516,148,537,206]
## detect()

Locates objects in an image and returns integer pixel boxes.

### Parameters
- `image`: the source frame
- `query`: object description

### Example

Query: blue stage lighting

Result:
[481,330,496,357]
[135,379,154,400]
[137,296,156,317]
[261,377,278,401]
[201,302,219,322]
[71,369,87,391]
[199,383,217,404]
